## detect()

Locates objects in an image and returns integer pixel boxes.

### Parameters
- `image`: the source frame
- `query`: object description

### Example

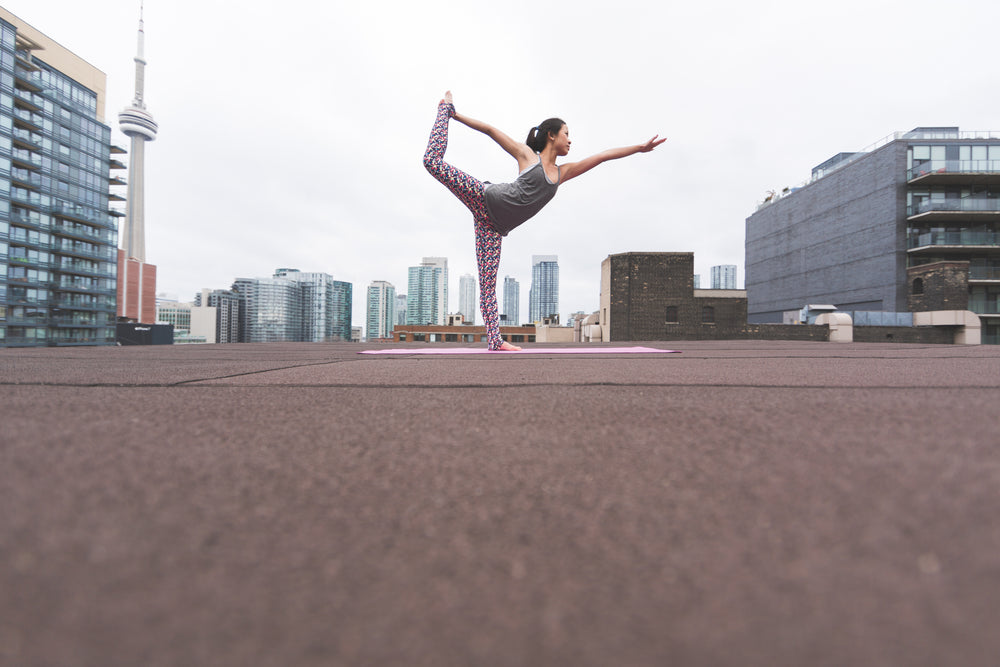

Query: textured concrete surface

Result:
[2,341,999,666]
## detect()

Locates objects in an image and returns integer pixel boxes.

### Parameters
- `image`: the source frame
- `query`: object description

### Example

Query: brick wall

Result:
[907,261,969,312]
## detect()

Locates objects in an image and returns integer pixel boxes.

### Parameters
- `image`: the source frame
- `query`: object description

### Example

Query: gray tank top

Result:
[484,157,560,236]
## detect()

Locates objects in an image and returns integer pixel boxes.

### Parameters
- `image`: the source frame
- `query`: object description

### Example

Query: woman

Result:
[423,91,666,351]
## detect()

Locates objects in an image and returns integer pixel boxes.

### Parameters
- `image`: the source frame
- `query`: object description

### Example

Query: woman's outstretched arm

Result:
[559,135,667,183]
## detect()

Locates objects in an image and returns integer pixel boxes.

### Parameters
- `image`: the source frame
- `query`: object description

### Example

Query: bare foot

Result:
[497,341,521,352]
[442,90,453,106]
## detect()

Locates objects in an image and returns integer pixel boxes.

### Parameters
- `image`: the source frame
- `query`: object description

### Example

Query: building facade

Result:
[746,127,1000,344]
[528,255,558,324]
[395,292,407,326]
[275,268,352,342]
[1,10,120,347]
[194,287,243,344]
[502,275,519,325]
[458,273,476,325]
[366,279,396,340]
[711,265,737,290]
[407,257,447,325]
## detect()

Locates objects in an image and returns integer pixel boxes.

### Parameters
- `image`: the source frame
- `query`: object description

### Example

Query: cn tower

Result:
[116,2,159,325]
[118,2,157,262]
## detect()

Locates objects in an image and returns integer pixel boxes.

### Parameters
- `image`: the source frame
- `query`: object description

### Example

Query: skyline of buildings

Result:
[13,11,987,348]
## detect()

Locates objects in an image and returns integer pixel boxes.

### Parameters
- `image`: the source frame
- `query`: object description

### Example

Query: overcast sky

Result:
[6,0,999,332]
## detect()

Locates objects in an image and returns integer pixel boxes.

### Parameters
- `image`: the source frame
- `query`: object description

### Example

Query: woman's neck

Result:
[539,145,559,166]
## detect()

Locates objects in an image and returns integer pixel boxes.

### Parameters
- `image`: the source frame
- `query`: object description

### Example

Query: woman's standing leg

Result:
[473,217,505,350]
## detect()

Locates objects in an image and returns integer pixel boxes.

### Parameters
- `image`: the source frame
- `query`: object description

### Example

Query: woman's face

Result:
[551,124,571,156]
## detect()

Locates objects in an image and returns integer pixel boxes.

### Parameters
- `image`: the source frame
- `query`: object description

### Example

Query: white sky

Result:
[6,0,999,331]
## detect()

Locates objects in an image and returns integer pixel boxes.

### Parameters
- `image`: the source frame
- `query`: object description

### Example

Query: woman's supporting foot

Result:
[496,341,522,352]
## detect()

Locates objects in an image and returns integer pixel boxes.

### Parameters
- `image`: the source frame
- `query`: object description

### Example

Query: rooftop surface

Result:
[3,340,1000,666]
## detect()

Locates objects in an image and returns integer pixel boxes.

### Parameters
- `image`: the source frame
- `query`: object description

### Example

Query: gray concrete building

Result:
[746,127,1000,344]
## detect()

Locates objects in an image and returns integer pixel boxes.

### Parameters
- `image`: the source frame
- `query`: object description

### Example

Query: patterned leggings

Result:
[423,101,505,350]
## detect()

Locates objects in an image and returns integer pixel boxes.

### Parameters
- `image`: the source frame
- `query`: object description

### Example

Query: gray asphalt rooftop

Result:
[2,340,1000,666]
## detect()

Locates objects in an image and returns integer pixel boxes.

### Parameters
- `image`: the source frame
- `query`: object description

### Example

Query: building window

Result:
[665,306,678,323]
[702,306,715,323]
[912,278,924,295]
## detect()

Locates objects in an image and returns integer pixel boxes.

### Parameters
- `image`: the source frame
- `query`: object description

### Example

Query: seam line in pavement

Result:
[2,381,997,390]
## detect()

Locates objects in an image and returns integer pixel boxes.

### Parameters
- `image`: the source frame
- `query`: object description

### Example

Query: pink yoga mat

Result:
[360,346,679,355]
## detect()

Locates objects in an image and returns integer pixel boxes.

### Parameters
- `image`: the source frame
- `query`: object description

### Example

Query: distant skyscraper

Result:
[1,9,120,347]
[407,257,448,325]
[529,255,559,323]
[275,268,352,341]
[395,293,407,326]
[711,265,737,290]
[117,4,159,324]
[458,273,476,324]
[234,269,351,342]
[693,274,701,289]
[195,288,244,343]
[366,280,396,340]
[502,276,520,325]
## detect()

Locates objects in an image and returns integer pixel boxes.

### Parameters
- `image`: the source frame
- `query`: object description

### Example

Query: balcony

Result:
[7,230,53,251]
[12,107,43,131]
[13,66,43,92]
[54,297,115,311]
[12,128,43,150]
[51,222,115,245]
[11,188,44,210]
[53,241,116,262]
[907,159,1000,186]
[11,167,42,190]
[50,202,112,228]
[12,147,42,170]
[970,266,1000,281]
[907,230,1000,252]
[969,300,1000,315]
[907,198,1000,222]
[13,87,44,113]
[54,260,114,280]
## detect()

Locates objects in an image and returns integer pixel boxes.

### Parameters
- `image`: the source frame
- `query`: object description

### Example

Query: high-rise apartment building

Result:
[276,268,352,342]
[407,256,447,325]
[366,280,396,340]
[747,127,1000,344]
[528,255,559,324]
[117,6,158,324]
[395,293,407,326]
[458,273,476,325]
[502,275,519,325]
[234,269,351,343]
[194,288,243,344]
[711,265,737,290]
[1,10,120,347]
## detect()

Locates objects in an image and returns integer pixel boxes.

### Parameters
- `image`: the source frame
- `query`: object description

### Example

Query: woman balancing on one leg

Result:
[423,91,666,351]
